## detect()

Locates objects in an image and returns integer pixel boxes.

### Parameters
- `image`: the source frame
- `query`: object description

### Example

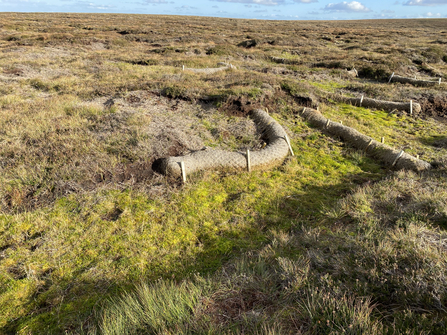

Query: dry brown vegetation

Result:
[0,13,447,334]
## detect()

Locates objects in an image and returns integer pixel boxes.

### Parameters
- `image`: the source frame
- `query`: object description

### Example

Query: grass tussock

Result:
[98,280,205,335]
[96,170,447,334]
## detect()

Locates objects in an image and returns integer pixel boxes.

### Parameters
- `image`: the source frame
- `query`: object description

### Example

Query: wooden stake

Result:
[381,137,385,144]
[392,150,404,167]
[180,161,186,183]
[359,95,364,107]
[439,78,442,85]
[325,119,331,128]
[365,139,373,152]
[246,149,251,172]
[284,135,294,156]
[182,65,185,71]
[340,121,343,125]
[302,107,306,115]
[416,154,420,159]
[388,72,395,83]
[410,100,413,115]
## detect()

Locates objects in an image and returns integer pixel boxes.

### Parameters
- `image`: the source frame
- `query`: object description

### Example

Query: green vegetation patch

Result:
[1,116,385,332]
[322,102,447,161]
[95,169,447,335]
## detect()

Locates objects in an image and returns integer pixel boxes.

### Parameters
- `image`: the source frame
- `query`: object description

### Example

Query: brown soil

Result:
[432,138,447,148]
[292,95,315,107]
[94,160,155,184]
[3,159,164,213]
[220,96,256,117]
[417,95,447,120]
[219,90,289,118]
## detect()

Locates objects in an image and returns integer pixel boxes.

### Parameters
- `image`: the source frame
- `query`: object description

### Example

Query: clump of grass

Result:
[358,65,389,81]
[93,167,447,334]
[422,46,446,64]
[206,45,234,56]
[163,84,188,99]
[299,289,382,334]
[98,280,205,335]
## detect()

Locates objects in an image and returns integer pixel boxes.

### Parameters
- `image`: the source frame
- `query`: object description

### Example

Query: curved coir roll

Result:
[158,109,290,178]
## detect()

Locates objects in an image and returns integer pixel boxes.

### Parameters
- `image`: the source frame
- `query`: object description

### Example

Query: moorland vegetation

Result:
[0,13,447,334]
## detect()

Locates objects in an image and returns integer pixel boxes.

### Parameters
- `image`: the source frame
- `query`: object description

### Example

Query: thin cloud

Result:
[404,0,447,5]
[294,0,318,3]
[0,0,47,3]
[323,1,372,12]
[72,1,116,9]
[374,11,398,18]
[214,0,286,5]
[258,13,299,18]
[176,5,197,9]
[144,0,169,3]
[135,0,169,4]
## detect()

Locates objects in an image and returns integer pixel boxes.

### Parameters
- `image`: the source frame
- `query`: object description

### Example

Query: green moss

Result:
[308,80,345,92]
[280,80,311,97]
[323,102,444,161]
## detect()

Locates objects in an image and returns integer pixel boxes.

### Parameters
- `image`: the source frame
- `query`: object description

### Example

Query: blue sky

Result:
[1,0,447,20]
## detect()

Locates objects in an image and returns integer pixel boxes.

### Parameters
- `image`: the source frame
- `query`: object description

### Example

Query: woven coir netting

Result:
[389,74,442,87]
[299,107,431,171]
[183,64,235,74]
[344,97,421,114]
[158,109,290,178]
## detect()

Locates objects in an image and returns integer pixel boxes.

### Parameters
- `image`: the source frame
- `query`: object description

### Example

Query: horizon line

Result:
[1,11,447,21]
